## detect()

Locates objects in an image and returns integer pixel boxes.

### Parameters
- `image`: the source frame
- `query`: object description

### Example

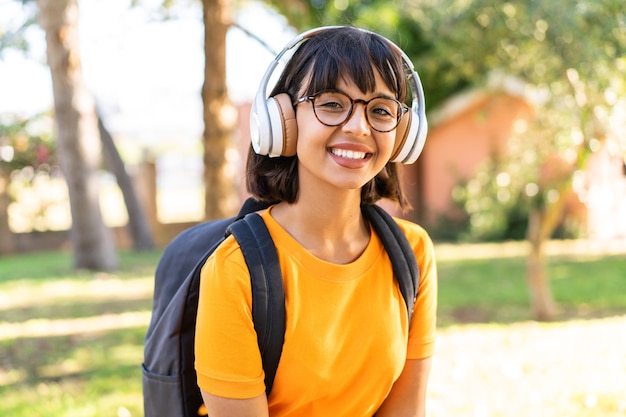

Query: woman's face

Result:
[295,67,397,197]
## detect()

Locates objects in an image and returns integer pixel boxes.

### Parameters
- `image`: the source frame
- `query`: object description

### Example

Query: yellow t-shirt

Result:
[195,207,437,416]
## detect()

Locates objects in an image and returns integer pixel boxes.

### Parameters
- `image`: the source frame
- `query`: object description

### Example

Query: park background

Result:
[1,0,625,416]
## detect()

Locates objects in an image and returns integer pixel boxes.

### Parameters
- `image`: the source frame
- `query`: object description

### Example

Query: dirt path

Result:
[427,315,626,416]
[435,238,626,261]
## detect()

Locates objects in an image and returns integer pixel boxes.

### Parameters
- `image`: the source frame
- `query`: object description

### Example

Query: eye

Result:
[369,98,398,120]
[315,92,349,113]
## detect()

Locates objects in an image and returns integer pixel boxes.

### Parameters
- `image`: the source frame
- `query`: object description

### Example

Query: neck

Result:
[271,191,370,264]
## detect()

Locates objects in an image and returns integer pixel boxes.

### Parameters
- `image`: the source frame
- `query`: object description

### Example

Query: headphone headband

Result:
[250,26,427,164]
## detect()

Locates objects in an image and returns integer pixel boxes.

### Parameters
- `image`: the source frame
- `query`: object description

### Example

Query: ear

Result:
[273,93,298,157]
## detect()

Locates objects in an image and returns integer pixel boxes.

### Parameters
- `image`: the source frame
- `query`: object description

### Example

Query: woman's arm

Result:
[201,389,269,417]
[375,357,433,417]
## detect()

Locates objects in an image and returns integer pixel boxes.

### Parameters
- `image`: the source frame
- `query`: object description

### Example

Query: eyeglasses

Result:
[296,90,408,133]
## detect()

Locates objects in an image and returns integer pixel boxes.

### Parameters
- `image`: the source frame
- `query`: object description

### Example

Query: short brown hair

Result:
[246,27,410,209]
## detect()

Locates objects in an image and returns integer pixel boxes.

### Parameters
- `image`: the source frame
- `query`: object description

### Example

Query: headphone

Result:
[250,26,428,164]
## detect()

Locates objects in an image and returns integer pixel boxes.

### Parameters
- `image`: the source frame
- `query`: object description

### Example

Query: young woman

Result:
[194,26,437,417]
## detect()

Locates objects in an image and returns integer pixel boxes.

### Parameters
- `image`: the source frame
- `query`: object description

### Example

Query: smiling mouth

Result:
[329,148,369,160]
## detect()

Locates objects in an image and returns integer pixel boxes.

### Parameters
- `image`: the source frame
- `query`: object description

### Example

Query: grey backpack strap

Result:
[362,204,419,322]
[227,213,285,395]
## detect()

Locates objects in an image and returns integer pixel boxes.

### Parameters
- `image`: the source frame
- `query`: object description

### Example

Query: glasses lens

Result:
[312,91,352,126]
[367,98,402,132]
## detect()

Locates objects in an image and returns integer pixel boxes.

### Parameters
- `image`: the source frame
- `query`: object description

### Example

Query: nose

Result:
[342,102,371,136]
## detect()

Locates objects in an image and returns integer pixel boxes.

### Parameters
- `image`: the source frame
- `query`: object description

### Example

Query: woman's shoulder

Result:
[210,233,240,256]
[392,217,433,245]
[205,233,248,273]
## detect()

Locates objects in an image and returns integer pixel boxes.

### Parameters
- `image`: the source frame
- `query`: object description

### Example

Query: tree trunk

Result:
[525,184,573,321]
[525,208,556,321]
[0,166,13,254]
[202,0,239,220]
[37,0,118,270]
[98,114,154,251]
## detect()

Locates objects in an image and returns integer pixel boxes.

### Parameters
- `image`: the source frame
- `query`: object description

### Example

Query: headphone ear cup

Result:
[391,108,425,164]
[390,111,411,162]
[273,93,298,156]
[250,89,271,156]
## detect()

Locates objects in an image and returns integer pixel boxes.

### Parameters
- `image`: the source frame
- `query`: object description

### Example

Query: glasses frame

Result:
[296,89,409,133]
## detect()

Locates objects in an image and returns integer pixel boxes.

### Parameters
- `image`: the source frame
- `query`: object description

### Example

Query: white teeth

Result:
[330,148,367,159]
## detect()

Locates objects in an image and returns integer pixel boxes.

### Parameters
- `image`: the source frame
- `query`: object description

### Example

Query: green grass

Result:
[0,249,161,417]
[1,329,146,417]
[436,254,626,326]
[1,246,625,416]
[0,250,162,283]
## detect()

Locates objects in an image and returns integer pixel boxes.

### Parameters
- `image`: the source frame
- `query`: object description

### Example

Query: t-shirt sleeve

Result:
[194,236,266,399]
[401,222,438,359]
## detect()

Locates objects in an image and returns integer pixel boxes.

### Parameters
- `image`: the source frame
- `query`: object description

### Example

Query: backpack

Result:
[142,198,420,417]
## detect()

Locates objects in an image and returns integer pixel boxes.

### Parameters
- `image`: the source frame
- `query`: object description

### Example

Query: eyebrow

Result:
[330,86,397,101]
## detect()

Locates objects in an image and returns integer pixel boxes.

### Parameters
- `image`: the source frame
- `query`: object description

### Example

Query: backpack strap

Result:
[227,213,285,396]
[236,197,276,219]
[361,204,420,322]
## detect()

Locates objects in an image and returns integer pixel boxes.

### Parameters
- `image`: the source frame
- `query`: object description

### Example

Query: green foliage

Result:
[1,114,62,232]
[425,212,469,243]
[0,113,57,172]
[0,1,38,56]
[452,158,531,241]
[264,2,626,242]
